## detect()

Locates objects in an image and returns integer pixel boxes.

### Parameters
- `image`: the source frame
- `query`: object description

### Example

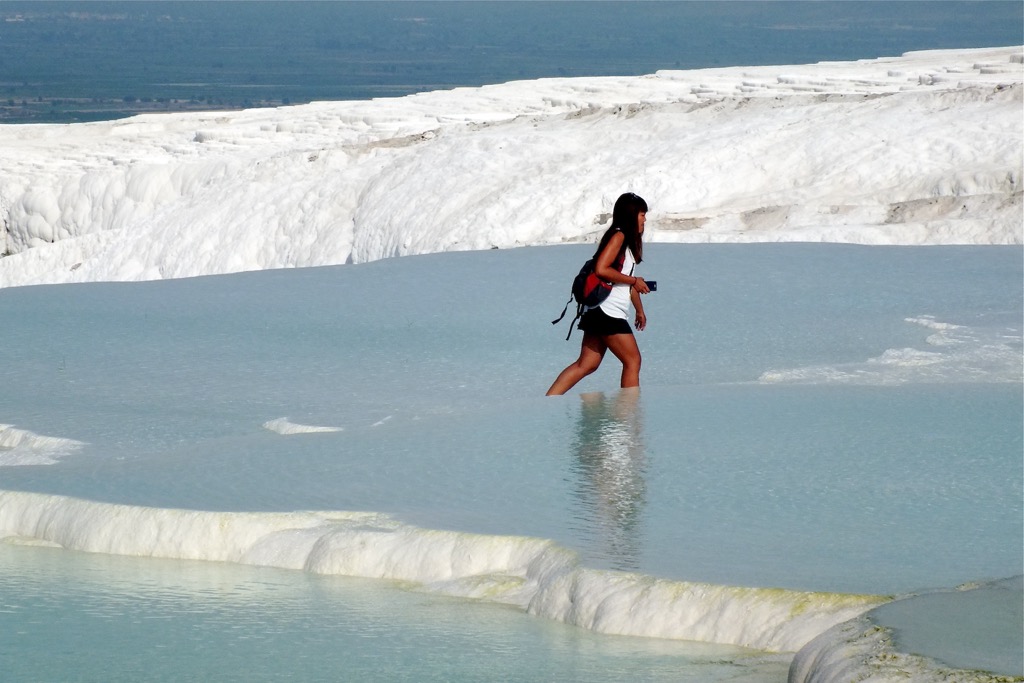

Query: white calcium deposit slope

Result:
[0,47,1021,288]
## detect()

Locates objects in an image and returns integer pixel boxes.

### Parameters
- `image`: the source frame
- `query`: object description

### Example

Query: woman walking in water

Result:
[547,192,651,395]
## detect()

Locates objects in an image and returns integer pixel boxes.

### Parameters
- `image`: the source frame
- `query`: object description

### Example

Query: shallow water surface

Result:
[0,543,789,683]
[0,244,1020,679]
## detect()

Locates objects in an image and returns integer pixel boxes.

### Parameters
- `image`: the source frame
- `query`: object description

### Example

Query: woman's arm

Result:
[631,287,647,331]
[594,232,650,293]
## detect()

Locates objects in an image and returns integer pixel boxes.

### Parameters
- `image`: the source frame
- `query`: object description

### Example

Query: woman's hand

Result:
[631,276,650,294]
[634,309,647,331]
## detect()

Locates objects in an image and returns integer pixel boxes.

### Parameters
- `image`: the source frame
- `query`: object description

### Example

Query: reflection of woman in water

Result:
[571,390,647,571]
[546,192,651,396]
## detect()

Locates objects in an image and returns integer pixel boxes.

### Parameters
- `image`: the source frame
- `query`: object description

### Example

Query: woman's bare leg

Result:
[605,332,642,389]
[546,334,607,395]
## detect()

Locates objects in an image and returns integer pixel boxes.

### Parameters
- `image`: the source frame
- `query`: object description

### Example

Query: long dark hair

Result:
[595,192,647,264]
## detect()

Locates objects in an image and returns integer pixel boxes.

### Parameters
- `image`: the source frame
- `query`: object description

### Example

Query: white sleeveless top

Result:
[597,248,636,320]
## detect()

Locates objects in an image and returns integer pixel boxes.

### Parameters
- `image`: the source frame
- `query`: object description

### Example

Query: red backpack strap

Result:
[612,249,625,272]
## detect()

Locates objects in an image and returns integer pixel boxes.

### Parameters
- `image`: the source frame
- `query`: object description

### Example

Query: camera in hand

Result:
[647,280,657,291]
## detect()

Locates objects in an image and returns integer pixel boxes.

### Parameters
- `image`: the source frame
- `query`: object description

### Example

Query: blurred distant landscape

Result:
[1,0,1021,124]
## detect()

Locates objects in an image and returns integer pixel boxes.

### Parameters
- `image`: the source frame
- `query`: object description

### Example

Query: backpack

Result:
[551,249,626,340]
